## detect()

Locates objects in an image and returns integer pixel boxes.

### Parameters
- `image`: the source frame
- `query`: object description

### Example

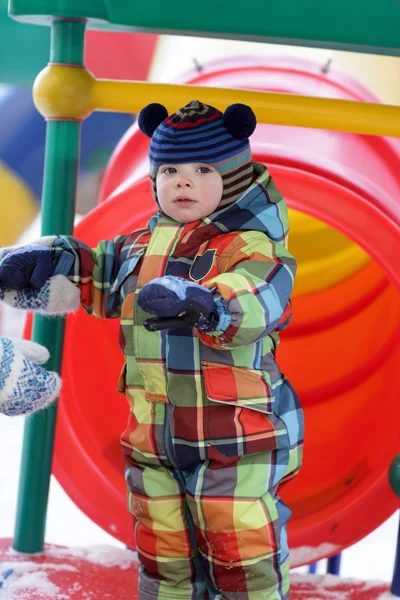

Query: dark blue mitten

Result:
[0,246,55,290]
[137,276,219,332]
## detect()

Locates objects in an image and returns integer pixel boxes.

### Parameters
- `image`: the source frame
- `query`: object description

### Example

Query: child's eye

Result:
[198,166,212,174]
[162,167,177,174]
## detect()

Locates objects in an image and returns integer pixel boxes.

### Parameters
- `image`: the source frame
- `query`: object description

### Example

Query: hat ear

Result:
[223,103,257,140]
[138,103,169,137]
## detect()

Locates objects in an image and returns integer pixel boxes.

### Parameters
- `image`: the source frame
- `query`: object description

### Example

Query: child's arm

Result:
[137,231,296,348]
[138,173,295,345]
[195,229,296,350]
[0,234,132,319]
[0,236,80,314]
[52,234,130,318]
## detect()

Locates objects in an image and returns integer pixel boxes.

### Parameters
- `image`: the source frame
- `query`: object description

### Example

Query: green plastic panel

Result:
[8,0,400,56]
[0,0,49,84]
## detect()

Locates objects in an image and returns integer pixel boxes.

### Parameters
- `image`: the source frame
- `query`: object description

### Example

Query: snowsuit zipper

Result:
[164,402,198,552]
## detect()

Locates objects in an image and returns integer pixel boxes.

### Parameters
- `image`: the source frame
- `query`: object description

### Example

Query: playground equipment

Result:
[52,55,400,565]
[0,86,135,246]
[0,3,158,85]
[0,11,158,246]
[0,86,134,200]
[1,1,400,597]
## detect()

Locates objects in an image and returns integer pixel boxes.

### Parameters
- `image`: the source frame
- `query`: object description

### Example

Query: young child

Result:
[0,100,304,599]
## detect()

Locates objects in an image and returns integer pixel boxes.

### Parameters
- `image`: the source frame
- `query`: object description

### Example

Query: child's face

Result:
[156,163,223,222]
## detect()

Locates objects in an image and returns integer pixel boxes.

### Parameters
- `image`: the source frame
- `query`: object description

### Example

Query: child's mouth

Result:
[174,197,195,205]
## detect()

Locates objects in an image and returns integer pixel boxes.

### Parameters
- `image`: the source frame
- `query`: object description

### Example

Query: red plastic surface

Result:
[85,31,158,81]
[52,56,400,564]
[0,539,391,599]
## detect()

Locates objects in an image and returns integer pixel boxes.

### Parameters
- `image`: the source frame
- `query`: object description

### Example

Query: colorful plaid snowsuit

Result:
[54,163,304,599]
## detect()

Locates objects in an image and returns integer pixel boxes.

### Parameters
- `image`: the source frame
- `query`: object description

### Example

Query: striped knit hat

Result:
[138,100,257,210]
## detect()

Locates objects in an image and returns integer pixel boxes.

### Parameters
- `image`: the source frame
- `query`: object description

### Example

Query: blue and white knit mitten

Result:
[0,237,80,315]
[0,337,61,416]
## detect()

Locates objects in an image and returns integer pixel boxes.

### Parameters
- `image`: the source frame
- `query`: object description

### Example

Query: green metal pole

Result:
[389,454,400,595]
[12,18,86,553]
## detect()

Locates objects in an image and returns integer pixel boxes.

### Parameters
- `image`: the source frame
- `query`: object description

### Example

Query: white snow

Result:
[0,561,71,600]
[0,545,139,599]
[291,543,342,565]
[49,545,138,569]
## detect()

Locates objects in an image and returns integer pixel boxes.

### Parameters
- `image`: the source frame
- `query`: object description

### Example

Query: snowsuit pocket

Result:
[201,362,285,457]
[201,361,275,413]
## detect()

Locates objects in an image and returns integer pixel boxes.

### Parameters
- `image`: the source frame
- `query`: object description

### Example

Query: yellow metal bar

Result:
[33,65,400,137]
[92,80,400,137]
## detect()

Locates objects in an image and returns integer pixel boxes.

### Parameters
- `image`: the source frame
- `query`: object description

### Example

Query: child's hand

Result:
[137,276,218,332]
[0,337,61,416]
[0,244,80,315]
[0,246,55,290]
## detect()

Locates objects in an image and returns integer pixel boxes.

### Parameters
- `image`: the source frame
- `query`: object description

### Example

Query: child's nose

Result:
[176,177,193,188]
